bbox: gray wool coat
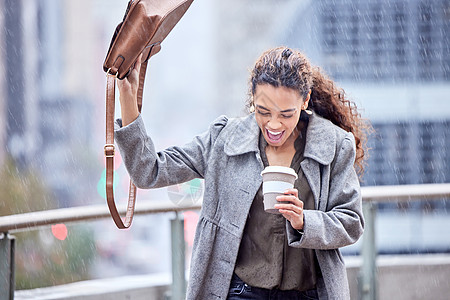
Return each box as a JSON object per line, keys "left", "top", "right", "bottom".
{"left": 114, "top": 112, "right": 364, "bottom": 300}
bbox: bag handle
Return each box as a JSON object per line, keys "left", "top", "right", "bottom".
{"left": 104, "top": 58, "right": 148, "bottom": 229}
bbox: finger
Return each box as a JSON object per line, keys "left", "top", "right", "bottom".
{"left": 136, "top": 53, "right": 143, "bottom": 67}
{"left": 276, "top": 194, "right": 297, "bottom": 201}
{"left": 283, "top": 188, "right": 298, "bottom": 198}
{"left": 128, "top": 64, "right": 140, "bottom": 84}
{"left": 279, "top": 210, "right": 303, "bottom": 228}
{"left": 133, "top": 53, "right": 143, "bottom": 75}
{"left": 276, "top": 195, "right": 303, "bottom": 208}
{"left": 116, "top": 76, "right": 127, "bottom": 90}
{"left": 276, "top": 203, "right": 303, "bottom": 214}
{"left": 279, "top": 210, "right": 300, "bottom": 219}
{"left": 123, "top": 54, "right": 143, "bottom": 84}
{"left": 117, "top": 75, "right": 132, "bottom": 92}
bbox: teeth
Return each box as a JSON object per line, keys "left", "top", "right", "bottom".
{"left": 267, "top": 129, "right": 282, "bottom": 136}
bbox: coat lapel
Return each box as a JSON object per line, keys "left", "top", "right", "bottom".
{"left": 223, "top": 113, "right": 260, "bottom": 156}
{"left": 221, "top": 114, "right": 263, "bottom": 215}
{"left": 303, "top": 112, "right": 336, "bottom": 165}
{"left": 301, "top": 112, "right": 337, "bottom": 210}
{"left": 301, "top": 159, "right": 321, "bottom": 209}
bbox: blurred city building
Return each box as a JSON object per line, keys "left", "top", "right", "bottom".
{"left": 1, "top": 0, "right": 40, "bottom": 168}
{"left": 0, "top": 0, "right": 100, "bottom": 207}
{"left": 281, "top": 0, "right": 450, "bottom": 209}
{"left": 0, "top": 0, "right": 5, "bottom": 165}
{"left": 321, "top": 0, "right": 449, "bottom": 204}
{"left": 317, "top": 0, "right": 449, "bottom": 82}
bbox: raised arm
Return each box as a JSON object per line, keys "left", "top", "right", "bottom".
{"left": 116, "top": 54, "right": 142, "bottom": 126}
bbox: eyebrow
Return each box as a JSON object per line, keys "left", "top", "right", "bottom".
{"left": 255, "top": 104, "right": 297, "bottom": 113}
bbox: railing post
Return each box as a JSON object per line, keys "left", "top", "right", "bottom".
{"left": 359, "top": 202, "right": 377, "bottom": 300}
{"left": 0, "top": 233, "right": 15, "bottom": 300}
{"left": 170, "top": 212, "right": 186, "bottom": 300}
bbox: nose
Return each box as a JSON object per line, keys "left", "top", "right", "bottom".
{"left": 267, "top": 118, "right": 282, "bottom": 130}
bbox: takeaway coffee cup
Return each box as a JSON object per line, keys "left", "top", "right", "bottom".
{"left": 261, "top": 166, "right": 298, "bottom": 214}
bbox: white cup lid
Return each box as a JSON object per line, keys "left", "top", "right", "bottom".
{"left": 261, "top": 166, "right": 298, "bottom": 179}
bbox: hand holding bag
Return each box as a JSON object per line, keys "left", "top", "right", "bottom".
{"left": 103, "top": 0, "right": 194, "bottom": 229}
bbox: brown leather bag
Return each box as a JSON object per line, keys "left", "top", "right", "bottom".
{"left": 103, "top": 0, "right": 193, "bottom": 229}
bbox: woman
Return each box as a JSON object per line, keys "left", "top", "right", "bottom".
{"left": 115, "top": 47, "right": 371, "bottom": 299}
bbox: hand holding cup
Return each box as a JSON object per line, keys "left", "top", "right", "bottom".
{"left": 261, "top": 166, "right": 304, "bottom": 230}
{"left": 275, "top": 188, "right": 304, "bottom": 230}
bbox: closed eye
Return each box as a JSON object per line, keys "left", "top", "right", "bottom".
{"left": 281, "top": 114, "right": 294, "bottom": 119}
{"left": 256, "top": 109, "right": 271, "bottom": 117}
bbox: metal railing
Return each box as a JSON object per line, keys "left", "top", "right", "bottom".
{"left": 0, "top": 200, "right": 201, "bottom": 300}
{"left": 1, "top": 183, "right": 450, "bottom": 300}
{"left": 359, "top": 183, "right": 450, "bottom": 300}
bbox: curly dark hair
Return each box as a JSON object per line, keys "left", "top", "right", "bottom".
{"left": 248, "top": 47, "right": 373, "bottom": 177}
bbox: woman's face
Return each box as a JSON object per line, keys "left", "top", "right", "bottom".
{"left": 253, "top": 84, "right": 305, "bottom": 148}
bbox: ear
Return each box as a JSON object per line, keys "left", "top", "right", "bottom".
{"left": 303, "top": 89, "right": 312, "bottom": 109}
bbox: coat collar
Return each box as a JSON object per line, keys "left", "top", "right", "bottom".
{"left": 223, "top": 114, "right": 260, "bottom": 156}
{"left": 223, "top": 112, "right": 337, "bottom": 165}
{"left": 303, "top": 112, "right": 336, "bottom": 165}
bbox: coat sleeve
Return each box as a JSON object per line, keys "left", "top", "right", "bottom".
{"left": 287, "top": 132, "right": 364, "bottom": 250}
{"left": 114, "top": 114, "right": 228, "bottom": 189}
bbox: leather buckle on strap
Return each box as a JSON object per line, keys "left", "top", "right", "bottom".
{"left": 104, "top": 144, "right": 115, "bottom": 158}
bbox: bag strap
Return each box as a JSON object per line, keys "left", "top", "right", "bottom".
{"left": 105, "top": 59, "right": 148, "bottom": 229}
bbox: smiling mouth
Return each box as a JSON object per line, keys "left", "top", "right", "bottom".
{"left": 266, "top": 129, "right": 284, "bottom": 143}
